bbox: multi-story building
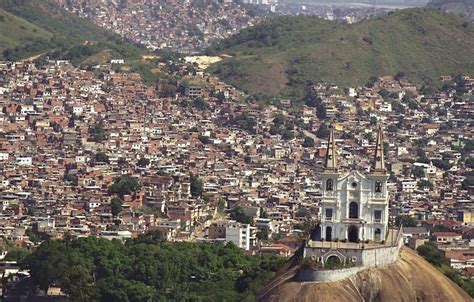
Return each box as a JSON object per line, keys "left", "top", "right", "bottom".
{"left": 225, "top": 221, "right": 251, "bottom": 250}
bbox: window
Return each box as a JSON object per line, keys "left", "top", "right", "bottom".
{"left": 375, "top": 181, "right": 382, "bottom": 193}
{"left": 351, "top": 181, "right": 357, "bottom": 188}
{"left": 374, "top": 210, "right": 382, "bottom": 222}
{"left": 325, "top": 208, "right": 333, "bottom": 221}
{"left": 326, "top": 179, "right": 334, "bottom": 191}
{"left": 349, "top": 202, "right": 359, "bottom": 219}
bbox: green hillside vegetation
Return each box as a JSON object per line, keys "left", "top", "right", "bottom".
{"left": 0, "top": 0, "right": 144, "bottom": 64}
{"left": 0, "top": 8, "right": 53, "bottom": 52}
{"left": 207, "top": 9, "right": 474, "bottom": 100}
{"left": 21, "top": 235, "right": 284, "bottom": 301}
{"left": 427, "top": 0, "right": 474, "bottom": 21}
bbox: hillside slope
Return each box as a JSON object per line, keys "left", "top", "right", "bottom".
{"left": 0, "top": 8, "right": 52, "bottom": 52}
{"left": 427, "top": 0, "right": 474, "bottom": 21}
{"left": 207, "top": 9, "right": 474, "bottom": 98}
{"left": 258, "top": 247, "right": 471, "bottom": 302}
{"left": 0, "top": 0, "right": 143, "bottom": 63}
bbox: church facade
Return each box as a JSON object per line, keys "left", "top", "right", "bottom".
{"left": 319, "top": 126, "right": 389, "bottom": 243}
{"left": 299, "top": 128, "right": 403, "bottom": 281}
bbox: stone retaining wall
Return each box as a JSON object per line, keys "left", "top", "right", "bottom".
{"left": 298, "top": 232, "right": 403, "bottom": 282}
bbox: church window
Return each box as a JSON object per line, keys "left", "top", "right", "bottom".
{"left": 325, "top": 208, "right": 333, "bottom": 221}
{"left": 326, "top": 179, "right": 333, "bottom": 191}
{"left": 349, "top": 202, "right": 359, "bottom": 219}
{"left": 375, "top": 181, "right": 382, "bottom": 193}
{"left": 374, "top": 210, "right": 382, "bottom": 222}
{"left": 351, "top": 181, "right": 357, "bottom": 188}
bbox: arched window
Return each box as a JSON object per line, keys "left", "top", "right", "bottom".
{"left": 349, "top": 202, "right": 359, "bottom": 219}
{"left": 326, "top": 179, "right": 334, "bottom": 191}
{"left": 375, "top": 181, "right": 382, "bottom": 193}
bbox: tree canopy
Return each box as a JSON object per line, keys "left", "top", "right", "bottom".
{"left": 111, "top": 198, "right": 123, "bottom": 216}
{"left": 23, "top": 237, "right": 284, "bottom": 301}
{"left": 190, "top": 176, "right": 204, "bottom": 197}
{"left": 108, "top": 175, "right": 141, "bottom": 197}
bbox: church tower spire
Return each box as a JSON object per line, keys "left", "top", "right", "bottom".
{"left": 373, "top": 126, "right": 386, "bottom": 173}
{"left": 325, "top": 125, "right": 338, "bottom": 171}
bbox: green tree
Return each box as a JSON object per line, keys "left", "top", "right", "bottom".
{"left": 231, "top": 207, "right": 253, "bottom": 224}
{"left": 190, "top": 176, "right": 204, "bottom": 197}
{"left": 137, "top": 157, "right": 150, "bottom": 167}
{"left": 408, "top": 100, "right": 418, "bottom": 110}
{"left": 412, "top": 166, "right": 425, "bottom": 178}
{"left": 24, "top": 237, "right": 285, "bottom": 301}
{"left": 379, "top": 88, "right": 390, "bottom": 99}
{"left": 256, "top": 228, "right": 269, "bottom": 241}
{"left": 95, "top": 151, "right": 109, "bottom": 163}
{"left": 316, "top": 123, "right": 329, "bottom": 139}
{"left": 108, "top": 175, "right": 141, "bottom": 197}
{"left": 418, "top": 180, "right": 433, "bottom": 189}
{"left": 192, "top": 97, "right": 209, "bottom": 110}
{"left": 387, "top": 124, "right": 398, "bottom": 133}
{"left": 273, "top": 114, "right": 286, "bottom": 126}
{"left": 111, "top": 198, "right": 123, "bottom": 216}
{"left": 366, "top": 76, "right": 378, "bottom": 88}
{"left": 302, "top": 136, "right": 315, "bottom": 148}
{"left": 395, "top": 215, "right": 417, "bottom": 227}
{"left": 417, "top": 241, "right": 448, "bottom": 267}
{"left": 317, "top": 103, "right": 326, "bottom": 119}
{"left": 282, "top": 130, "right": 294, "bottom": 140}
{"left": 370, "top": 116, "right": 377, "bottom": 126}
{"left": 90, "top": 120, "right": 107, "bottom": 142}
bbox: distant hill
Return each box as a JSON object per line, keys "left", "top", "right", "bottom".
{"left": 0, "top": 0, "right": 144, "bottom": 64}
{"left": 427, "top": 0, "right": 474, "bottom": 21}
{"left": 258, "top": 247, "right": 471, "bottom": 302}
{"left": 207, "top": 9, "right": 474, "bottom": 99}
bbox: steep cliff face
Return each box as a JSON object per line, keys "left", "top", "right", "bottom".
{"left": 258, "top": 247, "right": 471, "bottom": 302}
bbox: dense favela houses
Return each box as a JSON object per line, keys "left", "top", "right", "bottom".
{"left": 0, "top": 58, "right": 471, "bottom": 275}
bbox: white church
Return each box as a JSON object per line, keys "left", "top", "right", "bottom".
{"left": 318, "top": 126, "right": 389, "bottom": 243}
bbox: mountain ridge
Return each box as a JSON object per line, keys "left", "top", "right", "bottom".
{"left": 427, "top": 0, "right": 474, "bottom": 21}
{"left": 207, "top": 8, "right": 474, "bottom": 99}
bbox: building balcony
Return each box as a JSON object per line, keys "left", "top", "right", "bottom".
{"left": 324, "top": 191, "right": 337, "bottom": 198}
{"left": 371, "top": 193, "right": 387, "bottom": 200}
{"left": 341, "top": 218, "right": 364, "bottom": 224}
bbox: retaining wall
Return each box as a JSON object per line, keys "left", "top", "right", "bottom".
{"left": 298, "top": 234, "right": 403, "bottom": 282}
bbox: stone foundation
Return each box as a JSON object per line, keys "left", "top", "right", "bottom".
{"left": 298, "top": 229, "right": 403, "bottom": 282}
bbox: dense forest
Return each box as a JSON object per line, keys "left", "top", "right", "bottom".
{"left": 21, "top": 233, "right": 285, "bottom": 301}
